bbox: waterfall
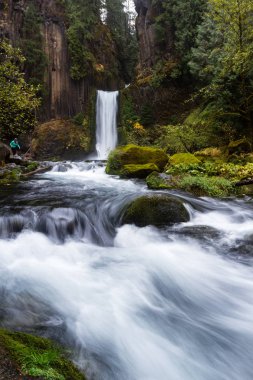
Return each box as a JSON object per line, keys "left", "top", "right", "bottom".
{"left": 95, "top": 90, "right": 119, "bottom": 160}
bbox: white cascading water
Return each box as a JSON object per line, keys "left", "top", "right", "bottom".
{"left": 1, "top": 163, "right": 253, "bottom": 379}
{"left": 95, "top": 90, "right": 118, "bottom": 159}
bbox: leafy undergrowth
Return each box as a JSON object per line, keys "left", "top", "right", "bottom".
{"left": 0, "top": 329, "right": 86, "bottom": 380}
{"left": 166, "top": 161, "right": 253, "bottom": 181}
{"left": 175, "top": 175, "right": 236, "bottom": 197}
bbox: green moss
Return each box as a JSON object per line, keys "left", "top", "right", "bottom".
{"left": 106, "top": 145, "right": 168, "bottom": 176}
{"left": 121, "top": 163, "right": 159, "bottom": 178}
{"left": 146, "top": 171, "right": 173, "bottom": 189}
{"left": 122, "top": 195, "right": 190, "bottom": 227}
{"left": 169, "top": 153, "right": 200, "bottom": 166}
{"left": 0, "top": 168, "right": 21, "bottom": 185}
{"left": 24, "top": 161, "right": 39, "bottom": 173}
{"left": 0, "top": 329, "right": 86, "bottom": 380}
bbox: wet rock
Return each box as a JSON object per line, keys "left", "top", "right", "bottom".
{"left": 146, "top": 171, "right": 173, "bottom": 189}
{"left": 122, "top": 194, "right": 189, "bottom": 227}
{"left": 31, "top": 119, "right": 91, "bottom": 160}
{"left": 122, "top": 163, "right": 159, "bottom": 178}
{"left": 106, "top": 144, "right": 168, "bottom": 177}
{"left": 170, "top": 225, "right": 222, "bottom": 241}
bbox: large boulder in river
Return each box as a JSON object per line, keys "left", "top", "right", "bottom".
{"left": 122, "top": 194, "right": 190, "bottom": 227}
{"left": 0, "top": 142, "right": 11, "bottom": 163}
{"left": 31, "top": 119, "right": 91, "bottom": 160}
{"left": 106, "top": 145, "right": 168, "bottom": 177}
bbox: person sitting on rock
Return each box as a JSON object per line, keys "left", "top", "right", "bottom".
{"left": 10, "top": 138, "right": 21, "bottom": 156}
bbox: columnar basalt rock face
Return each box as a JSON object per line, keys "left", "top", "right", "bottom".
{"left": 133, "top": 0, "right": 175, "bottom": 71}
{"left": 0, "top": 0, "right": 118, "bottom": 120}
{"left": 0, "top": 0, "right": 90, "bottom": 119}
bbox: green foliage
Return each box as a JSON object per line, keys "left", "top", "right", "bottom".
{"left": 152, "top": 0, "right": 207, "bottom": 80}
{"left": 156, "top": 122, "right": 212, "bottom": 154}
{"left": 190, "top": 0, "right": 253, "bottom": 137}
{"left": 105, "top": 0, "right": 138, "bottom": 81}
{"left": 120, "top": 92, "right": 139, "bottom": 130}
{"left": 72, "top": 112, "right": 85, "bottom": 126}
{"left": 0, "top": 41, "right": 40, "bottom": 140}
{"left": 176, "top": 174, "right": 235, "bottom": 197}
{"left": 166, "top": 160, "right": 253, "bottom": 182}
{"left": 0, "top": 168, "right": 22, "bottom": 185}
{"left": 64, "top": 0, "right": 137, "bottom": 82}
{"left": 140, "top": 103, "right": 155, "bottom": 127}
{"left": 66, "top": 0, "right": 99, "bottom": 80}
{"left": 0, "top": 329, "right": 86, "bottom": 380}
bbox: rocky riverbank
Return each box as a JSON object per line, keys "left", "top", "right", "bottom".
{"left": 106, "top": 142, "right": 253, "bottom": 198}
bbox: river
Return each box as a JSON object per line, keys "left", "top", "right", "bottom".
{"left": 0, "top": 161, "right": 253, "bottom": 380}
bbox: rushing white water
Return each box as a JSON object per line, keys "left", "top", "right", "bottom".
{"left": 95, "top": 90, "right": 118, "bottom": 159}
{"left": 1, "top": 163, "right": 253, "bottom": 380}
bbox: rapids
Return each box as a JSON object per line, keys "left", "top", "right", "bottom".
{"left": 0, "top": 162, "right": 253, "bottom": 380}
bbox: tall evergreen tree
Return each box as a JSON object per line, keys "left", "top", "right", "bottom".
{"left": 190, "top": 0, "right": 253, "bottom": 137}
{"left": 20, "top": 1, "right": 47, "bottom": 89}
{"left": 105, "top": 0, "right": 137, "bottom": 82}
{"left": 153, "top": 0, "right": 207, "bottom": 79}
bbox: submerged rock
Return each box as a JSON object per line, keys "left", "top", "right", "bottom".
{"left": 122, "top": 194, "right": 189, "bottom": 227}
{"left": 106, "top": 144, "right": 168, "bottom": 177}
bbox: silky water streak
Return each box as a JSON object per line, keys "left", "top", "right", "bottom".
{"left": 95, "top": 90, "right": 119, "bottom": 159}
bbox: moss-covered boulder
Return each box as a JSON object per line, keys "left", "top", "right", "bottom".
{"left": 0, "top": 166, "right": 22, "bottom": 185}
{"left": 146, "top": 171, "right": 173, "bottom": 189}
{"left": 31, "top": 119, "right": 91, "bottom": 160}
{"left": 121, "top": 163, "right": 159, "bottom": 178}
{"left": 106, "top": 145, "right": 168, "bottom": 177}
{"left": 0, "top": 329, "right": 86, "bottom": 380}
{"left": 122, "top": 194, "right": 189, "bottom": 227}
{"left": 169, "top": 153, "right": 200, "bottom": 166}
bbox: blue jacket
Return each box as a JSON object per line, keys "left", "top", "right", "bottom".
{"left": 10, "top": 140, "right": 20, "bottom": 149}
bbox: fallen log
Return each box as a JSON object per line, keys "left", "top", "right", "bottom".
{"left": 21, "top": 165, "right": 52, "bottom": 178}
{"left": 235, "top": 178, "right": 253, "bottom": 187}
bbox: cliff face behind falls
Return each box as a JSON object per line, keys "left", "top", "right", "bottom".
{"left": 0, "top": 0, "right": 134, "bottom": 120}
{"left": 1, "top": 0, "right": 252, "bottom": 148}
